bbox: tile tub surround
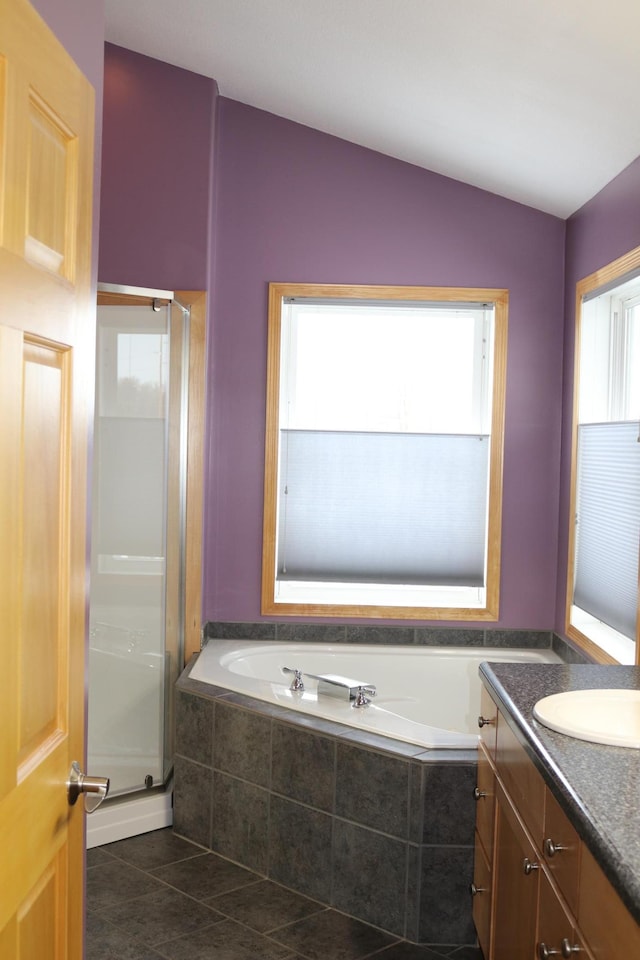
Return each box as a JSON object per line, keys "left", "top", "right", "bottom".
{"left": 174, "top": 671, "right": 479, "bottom": 947}
{"left": 203, "top": 622, "right": 593, "bottom": 664}
{"left": 204, "top": 620, "right": 557, "bottom": 649}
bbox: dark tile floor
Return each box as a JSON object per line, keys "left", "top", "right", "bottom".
{"left": 86, "top": 828, "right": 482, "bottom": 960}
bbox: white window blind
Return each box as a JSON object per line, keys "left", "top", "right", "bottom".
{"left": 273, "top": 297, "right": 495, "bottom": 604}
{"left": 277, "top": 429, "right": 489, "bottom": 584}
{"left": 574, "top": 421, "right": 640, "bottom": 640}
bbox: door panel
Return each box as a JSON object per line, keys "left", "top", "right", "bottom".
{"left": 0, "top": 1, "right": 95, "bottom": 957}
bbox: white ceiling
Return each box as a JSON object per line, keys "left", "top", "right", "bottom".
{"left": 104, "top": 0, "right": 640, "bottom": 218}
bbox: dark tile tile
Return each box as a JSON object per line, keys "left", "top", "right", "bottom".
{"left": 447, "top": 948, "right": 484, "bottom": 959}
{"left": 173, "top": 756, "right": 213, "bottom": 848}
{"left": 269, "top": 796, "right": 333, "bottom": 902}
{"left": 405, "top": 845, "right": 421, "bottom": 942}
{"left": 97, "top": 886, "right": 222, "bottom": 946}
{"left": 87, "top": 846, "right": 117, "bottom": 869}
{"left": 86, "top": 859, "right": 167, "bottom": 911}
{"left": 214, "top": 702, "right": 271, "bottom": 786}
{"left": 409, "top": 764, "right": 424, "bottom": 843}
{"left": 419, "top": 765, "right": 477, "bottom": 845}
{"left": 371, "top": 944, "right": 446, "bottom": 960}
{"left": 151, "top": 852, "right": 260, "bottom": 899}
{"left": 275, "top": 623, "right": 347, "bottom": 643}
{"left": 270, "top": 909, "right": 398, "bottom": 960}
{"left": 414, "top": 629, "right": 484, "bottom": 647}
{"left": 418, "top": 846, "right": 476, "bottom": 944}
{"left": 175, "top": 690, "right": 214, "bottom": 765}
{"left": 152, "top": 918, "right": 295, "bottom": 959}
{"left": 344, "top": 626, "right": 415, "bottom": 645}
{"left": 336, "top": 744, "right": 409, "bottom": 837}
{"left": 272, "top": 722, "right": 336, "bottom": 811}
{"left": 206, "top": 879, "right": 325, "bottom": 933}
{"left": 205, "top": 621, "right": 277, "bottom": 640}
{"left": 483, "top": 629, "right": 551, "bottom": 649}
{"left": 332, "top": 820, "right": 407, "bottom": 937}
{"left": 552, "top": 633, "right": 592, "bottom": 664}
{"left": 210, "top": 772, "right": 270, "bottom": 873}
{"left": 103, "top": 827, "right": 203, "bottom": 870}
{"left": 85, "top": 914, "right": 165, "bottom": 960}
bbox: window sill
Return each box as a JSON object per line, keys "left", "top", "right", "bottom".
{"left": 568, "top": 605, "right": 636, "bottom": 664}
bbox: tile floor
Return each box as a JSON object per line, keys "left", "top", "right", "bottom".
{"left": 86, "top": 828, "right": 483, "bottom": 960}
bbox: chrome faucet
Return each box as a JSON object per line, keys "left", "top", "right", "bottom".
{"left": 352, "top": 685, "right": 376, "bottom": 708}
{"left": 282, "top": 666, "right": 304, "bottom": 691}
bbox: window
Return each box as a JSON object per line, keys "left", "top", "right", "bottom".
{"left": 262, "top": 283, "right": 508, "bottom": 620}
{"left": 567, "top": 249, "right": 640, "bottom": 664}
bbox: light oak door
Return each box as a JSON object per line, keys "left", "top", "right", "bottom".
{"left": 0, "top": 0, "right": 95, "bottom": 957}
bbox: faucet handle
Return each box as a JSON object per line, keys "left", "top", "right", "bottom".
{"left": 353, "top": 685, "right": 376, "bottom": 708}
{"left": 282, "top": 667, "right": 304, "bottom": 692}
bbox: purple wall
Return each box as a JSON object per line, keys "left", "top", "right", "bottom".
{"left": 98, "top": 43, "right": 217, "bottom": 291}
{"left": 555, "top": 155, "right": 640, "bottom": 631}
{"left": 206, "top": 98, "right": 566, "bottom": 627}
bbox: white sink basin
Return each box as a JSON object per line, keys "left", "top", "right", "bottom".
{"left": 533, "top": 688, "right": 640, "bottom": 748}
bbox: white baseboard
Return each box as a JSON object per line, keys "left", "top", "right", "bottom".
{"left": 86, "top": 787, "right": 173, "bottom": 848}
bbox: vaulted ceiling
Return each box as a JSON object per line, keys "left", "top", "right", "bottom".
{"left": 104, "top": 0, "right": 640, "bottom": 218}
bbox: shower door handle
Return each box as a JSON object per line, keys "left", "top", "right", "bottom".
{"left": 67, "top": 761, "right": 110, "bottom": 813}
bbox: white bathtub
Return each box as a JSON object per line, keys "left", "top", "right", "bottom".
{"left": 190, "top": 639, "right": 561, "bottom": 749}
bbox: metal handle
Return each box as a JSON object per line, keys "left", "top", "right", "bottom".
{"left": 67, "top": 761, "right": 110, "bottom": 813}
{"left": 469, "top": 882, "right": 486, "bottom": 896}
{"left": 477, "top": 715, "right": 495, "bottom": 728}
{"left": 544, "top": 837, "right": 567, "bottom": 858}
{"left": 282, "top": 666, "right": 304, "bottom": 691}
{"left": 538, "top": 940, "right": 580, "bottom": 959}
{"left": 473, "top": 786, "right": 488, "bottom": 800}
{"left": 523, "top": 857, "right": 540, "bottom": 875}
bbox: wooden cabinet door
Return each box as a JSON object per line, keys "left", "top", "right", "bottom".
{"left": 0, "top": 1, "right": 95, "bottom": 957}
{"left": 493, "top": 783, "right": 540, "bottom": 960}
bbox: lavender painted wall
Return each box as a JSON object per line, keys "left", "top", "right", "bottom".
{"left": 555, "top": 155, "right": 640, "bottom": 631}
{"left": 206, "top": 98, "right": 566, "bottom": 627}
{"left": 98, "top": 43, "right": 217, "bottom": 291}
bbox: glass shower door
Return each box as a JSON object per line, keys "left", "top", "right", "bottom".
{"left": 88, "top": 297, "right": 188, "bottom": 798}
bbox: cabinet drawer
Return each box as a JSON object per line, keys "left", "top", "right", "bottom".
{"left": 478, "top": 684, "right": 498, "bottom": 757}
{"left": 475, "top": 744, "right": 496, "bottom": 864}
{"left": 472, "top": 832, "right": 492, "bottom": 960}
{"left": 537, "top": 868, "right": 587, "bottom": 960}
{"left": 542, "top": 788, "right": 581, "bottom": 915}
{"left": 578, "top": 846, "right": 640, "bottom": 960}
{"left": 496, "top": 710, "right": 545, "bottom": 842}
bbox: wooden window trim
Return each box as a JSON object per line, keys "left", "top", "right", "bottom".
{"left": 261, "top": 282, "right": 508, "bottom": 621}
{"left": 565, "top": 246, "right": 640, "bottom": 665}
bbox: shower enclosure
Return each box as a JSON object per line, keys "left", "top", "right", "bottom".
{"left": 88, "top": 284, "right": 189, "bottom": 803}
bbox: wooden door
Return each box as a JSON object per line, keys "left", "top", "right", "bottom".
{"left": 0, "top": 1, "right": 95, "bottom": 957}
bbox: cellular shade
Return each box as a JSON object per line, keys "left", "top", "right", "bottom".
{"left": 573, "top": 421, "right": 640, "bottom": 639}
{"left": 277, "top": 429, "right": 489, "bottom": 585}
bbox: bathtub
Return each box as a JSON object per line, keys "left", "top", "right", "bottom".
{"left": 189, "top": 639, "right": 561, "bottom": 750}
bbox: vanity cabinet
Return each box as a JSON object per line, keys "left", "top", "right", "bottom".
{"left": 474, "top": 683, "right": 640, "bottom": 960}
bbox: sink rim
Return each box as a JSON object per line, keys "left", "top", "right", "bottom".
{"left": 533, "top": 688, "right": 640, "bottom": 748}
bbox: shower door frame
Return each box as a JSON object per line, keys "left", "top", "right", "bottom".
{"left": 95, "top": 283, "right": 206, "bottom": 665}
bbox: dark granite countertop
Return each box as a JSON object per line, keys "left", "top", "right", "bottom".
{"left": 479, "top": 662, "right": 640, "bottom": 926}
